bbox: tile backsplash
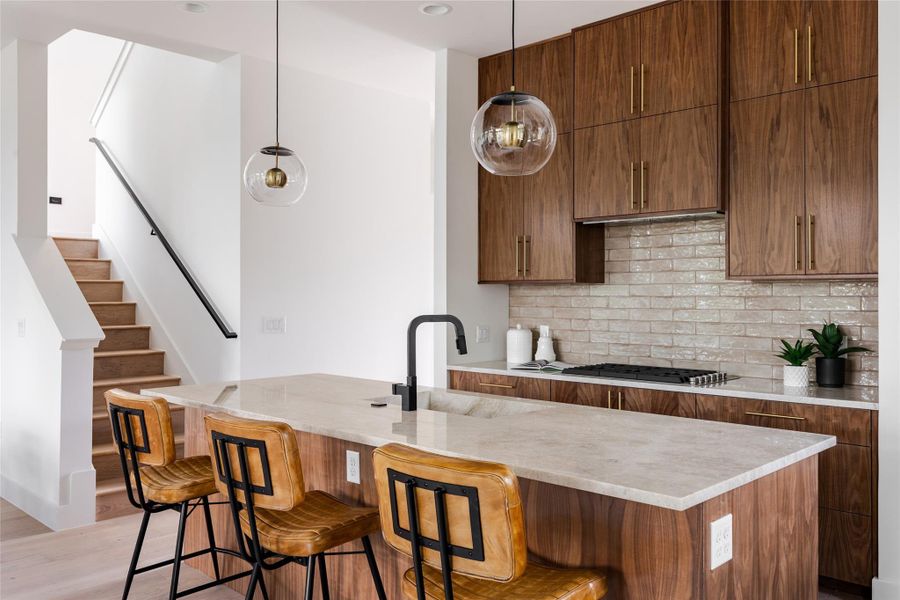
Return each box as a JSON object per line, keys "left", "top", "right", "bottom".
{"left": 509, "top": 218, "right": 878, "bottom": 386}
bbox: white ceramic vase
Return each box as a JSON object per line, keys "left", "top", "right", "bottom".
{"left": 783, "top": 365, "right": 810, "bottom": 388}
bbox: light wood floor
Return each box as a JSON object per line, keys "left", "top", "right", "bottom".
{"left": 0, "top": 499, "right": 241, "bottom": 600}
{"left": 0, "top": 499, "right": 866, "bottom": 600}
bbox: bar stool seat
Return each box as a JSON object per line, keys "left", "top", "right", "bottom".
{"left": 133, "top": 455, "right": 218, "bottom": 504}
{"left": 403, "top": 563, "right": 607, "bottom": 600}
{"left": 237, "top": 490, "right": 380, "bottom": 556}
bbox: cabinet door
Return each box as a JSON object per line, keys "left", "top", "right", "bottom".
{"left": 805, "top": 78, "right": 878, "bottom": 276}
{"left": 574, "top": 121, "right": 639, "bottom": 220}
{"left": 639, "top": 105, "right": 718, "bottom": 214}
{"left": 640, "top": 0, "right": 720, "bottom": 116}
{"left": 729, "top": 0, "right": 803, "bottom": 101}
{"left": 728, "top": 92, "right": 806, "bottom": 277}
{"left": 524, "top": 134, "right": 574, "bottom": 281}
{"left": 519, "top": 36, "right": 573, "bottom": 134}
{"left": 574, "top": 15, "right": 640, "bottom": 128}
{"left": 618, "top": 387, "right": 696, "bottom": 417}
{"left": 550, "top": 381, "right": 610, "bottom": 407}
{"left": 448, "top": 371, "right": 550, "bottom": 401}
{"left": 806, "top": 0, "right": 877, "bottom": 87}
{"left": 478, "top": 169, "right": 523, "bottom": 282}
{"left": 819, "top": 509, "right": 873, "bottom": 585}
{"left": 478, "top": 52, "right": 512, "bottom": 105}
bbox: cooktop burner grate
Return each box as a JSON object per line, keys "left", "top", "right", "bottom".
{"left": 561, "top": 363, "right": 727, "bottom": 385}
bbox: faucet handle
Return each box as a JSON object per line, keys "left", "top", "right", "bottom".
{"left": 392, "top": 383, "right": 403, "bottom": 395}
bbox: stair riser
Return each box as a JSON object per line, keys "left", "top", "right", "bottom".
{"left": 78, "top": 281, "right": 123, "bottom": 302}
{"left": 66, "top": 260, "right": 110, "bottom": 280}
{"left": 94, "top": 353, "right": 165, "bottom": 379}
{"left": 93, "top": 378, "right": 181, "bottom": 410}
{"left": 54, "top": 238, "right": 98, "bottom": 259}
{"left": 96, "top": 490, "right": 141, "bottom": 521}
{"left": 91, "top": 304, "right": 136, "bottom": 326}
{"left": 98, "top": 328, "right": 150, "bottom": 351}
{"left": 93, "top": 407, "right": 184, "bottom": 445}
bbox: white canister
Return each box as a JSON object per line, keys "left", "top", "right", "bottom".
{"left": 783, "top": 365, "right": 810, "bottom": 388}
{"left": 506, "top": 324, "right": 532, "bottom": 364}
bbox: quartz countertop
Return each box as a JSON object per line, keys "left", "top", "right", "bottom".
{"left": 145, "top": 373, "right": 835, "bottom": 511}
{"left": 449, "top": 361, "right": 879, "bottom": 410}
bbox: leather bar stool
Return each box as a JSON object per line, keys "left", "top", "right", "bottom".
{"left": 204, "top": 412, "right": 388, "bottom": 600}
{"left": 105, "top": 390, "right": 252, "bottom": 600}
{"left": 373, "top": 443, "right": 608, "bottom": 600}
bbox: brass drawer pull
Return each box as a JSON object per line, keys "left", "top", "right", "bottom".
{"left": 640, "top": 63, "right": 645, "bottom": 112}
{"left": 523, "top": 236, "right": 530, "bottom": 275}
{"left": 630, "top": 162, "right": 636, "bottom": 210}
{"left": 630, "top": 65, "right": 635, "bottom": 114}
{"left": 479, "top": 382, "right": 515, "bottom": 390}
{"left": 807, "top": 214, "right": 816, "bottom": 270}
{"left": 745, "top": 411, "right": 806, "bottom": 421}
{"left": 618, "top": 391, "right": 623, "bottom": 410}
{"left": 640, "top": 161, "right": 646, "bottom": 210}
{"left": 794, "top": 215, "right": 802, "bottom": 270}
{"left": 607, "top": 390, "right": 612, "bottom": 409}
{"left": 515, "top": 235, "right": 521, "bottom": 276}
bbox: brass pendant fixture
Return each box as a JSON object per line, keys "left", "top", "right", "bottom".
{"left": 243, "top": 0, "right": 308, "bottom": 206}
{"left": 470, "top": 0, "right": 557, "bottom": 176}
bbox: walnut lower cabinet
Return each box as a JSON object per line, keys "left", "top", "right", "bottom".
{"left": 550, "top": 380, "right": 696, "bottom": 417}
{"left": 448, "top": 371, "right": 550, "bottom": 401}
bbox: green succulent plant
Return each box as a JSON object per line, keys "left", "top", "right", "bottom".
{"left": 807, "top": 322, "right": 870, "bottom": 359}
{"left": 776, "top": 339, "right": 816, "bottom": 366}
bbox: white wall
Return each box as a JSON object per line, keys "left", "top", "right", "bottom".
{"left": 238, "top": 56, "right": 437, "bottom": 385}
{"left": 47, "top": 30, "right": 122, "bottom": 237}
{"left": 434, "top": 49, "right": 509, "bottom": 386}
{"left": 876, "top": 2, "right": 900, "bottom": 597}
{"left": 1, "top": 39, "right": 102, "bottom": 530}
{"left": 95, "top": 44, "right": 241, "bottom": 383}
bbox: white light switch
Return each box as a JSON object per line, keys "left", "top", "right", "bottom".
{"left": 262, "top": 316, "right": 287, "bottom": 334}
{"left": 710, "top": 513, "right": 733, "bottom": 570}
{"left": 17, "top": 319, "right": 26, "bottom": 338}
{"left": 476, "top": 325, "right": 490, "bottom": 343}
{"left": 346, "top": 450, "right": 360, "bottom": 484}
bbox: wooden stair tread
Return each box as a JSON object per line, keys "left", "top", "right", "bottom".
{"left": 94, "top": 434, "right": 184, "bottom": 457}
{"left": 94, "top": 349, "right": 164, "bottom": 357}
{"left": 52, "top": 236, "right": 99, "bottom": 242}
{"left": 77, "top": 279, "right": 123, "bottom": 284}
{"left": 64, "top": 258, "right": 110, "bottom": 263}
{"left": 89, "top": 301, "right": 135, "bottom": 306}
{"left": 93, "top": 375, "right": 181, "bottom": 388}
{"left": 101, "top": 324, "right": 150, "bottom": 330}
{"left": 96, "top": 481, "right": 127, "bottom": 496}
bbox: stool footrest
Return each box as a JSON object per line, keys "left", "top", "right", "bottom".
{"left": 174, "top": 569, "right": 253, "bottom": 598}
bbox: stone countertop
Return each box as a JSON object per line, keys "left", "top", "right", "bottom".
{"left": 448, "top": 361, "right": 879, "bottom": 410}
{"left": 145, "top": 373, "right": 835, "bottom": 512}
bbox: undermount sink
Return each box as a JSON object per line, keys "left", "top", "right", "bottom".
{"left": 378, "top": 389, "right": 547, "bottom": 419}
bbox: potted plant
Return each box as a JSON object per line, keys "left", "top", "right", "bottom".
{"left": 775, "top": 339, "right": 815, "bottom": 387}
{"left": 807, "top": 322, "right": 870, "bottom": 388}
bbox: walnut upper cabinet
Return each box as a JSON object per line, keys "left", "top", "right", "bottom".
{"left": 729, "top": 0, "right": 877, "bottom": 102}
{"left": 575, "top": 1, "right": 720, "bottom": 128}
{"left": 478, "top": 35, "right": 604, "bottom": 284}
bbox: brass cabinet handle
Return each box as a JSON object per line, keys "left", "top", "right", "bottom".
{"left": 630, "top": 162, "right": 636, "bottom": 210}
{"left": 794, "top": 216, "right": 802, "bottom": 270}
{"left": 640, "top": 63, "right": 645, "bottom": 112}
{"left": 523, "top": 236, "right": 530, "bottom": 276}
{"left": 607, "top": 390, "right": 612, "bottom": 409}
{"left": 515, "top": 235, "right": 521, "bottom": 276}
{"left": 794, "top": 29, "right": 799, "bottom": 84}
{"left": 618, "top": 391, "right": 623, "bottom": 410}
{"left": 808, "top": 25, "right": 813, "bottom": 82}
{"left": 808, "top": 215, "right": 816, "bottom": 270}
{"left": 480, "top": 382, "right": 515, "bottom": 390}
{"left": 640, "top": 161, "right": 646, "bottom": 210}
{"left": 745, "top": 411, "right": 806, "bottom": 421}
{"left": 630, "top": 65, "right": 635, "bottom": 114}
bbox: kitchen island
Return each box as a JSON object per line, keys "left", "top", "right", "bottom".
{"left": 146, "top": 373, "right": 835, "bottom": 599}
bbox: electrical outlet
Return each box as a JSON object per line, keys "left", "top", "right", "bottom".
{"left": 710, "top": 513, "right": 733, "bottom": 570}
{"left": 262, "top": 316, "right": 287, "bottom": 334}
{"left": 476, "top": 325, "right": 490, "bottom": 343}
{"left": 346, "top": 450, "right": 360, "bottom": 484}
{"left": 48, "top": 196, "right": 62, "bottom": 205}
{"left": 17, "top": 319, "right": 26, "bottom": 338}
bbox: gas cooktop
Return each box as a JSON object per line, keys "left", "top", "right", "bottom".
{"left": 561, "top": 363, "right": 730, "bottom": 385}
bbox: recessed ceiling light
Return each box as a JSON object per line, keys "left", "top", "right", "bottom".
{"left": 180, "top": 1, "right": 208, "bottom": 14}
{"left": 420, "top": 3, "right": 452, "bottom": 16}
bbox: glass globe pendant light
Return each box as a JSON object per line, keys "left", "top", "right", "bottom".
{"left": 470, "top": 0, "right": 557, "bottom": 176}
{"left": 243, "top": 0, "right": 308, "bottom": 206}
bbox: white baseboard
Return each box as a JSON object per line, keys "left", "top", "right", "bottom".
{"left": 873, "top": 577, "right": 900, "bottom": 600}
{"left": 1, "top": 468, "right": 96, "bottom": 531}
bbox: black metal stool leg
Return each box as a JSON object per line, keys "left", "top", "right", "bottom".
{"left": 304, "top": 555, "right": 317, "bottom": 600}
{"left": 168, "top": 501, "right": 189, "bottom": 600}
{"left": 122, "top": 509, "right": 152, "bottom": 600}
{"left": 317, "top": 554, "right": 331, "bottom": 600}
{"left": 257, "top": 568, "right": 270, "bottom": 600}
{"left": 362, "top": 536, "right": 388, "bottom": 600}
{"left": 244, "top": 564, "right": 260, "bottom": 600}
{"left": 200, "top": 496, "right": 221, "bottom": 580}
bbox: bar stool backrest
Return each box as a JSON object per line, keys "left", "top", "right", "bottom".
{"left": 373, "top": 443, "right": 528, "bottom": 590}
{"left": 105, "top": 389, "right": 177, "bottom": 509}
{"left": 204, "top": 412, "right": 305, "bottom": 512}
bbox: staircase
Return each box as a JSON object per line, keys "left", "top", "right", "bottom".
{"left": 53, "top": 237, "right": 183, "bottom": 521}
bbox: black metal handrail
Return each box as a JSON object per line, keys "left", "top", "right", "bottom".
{"left": 90, "top": 137, "right": 237, "bottom": 339}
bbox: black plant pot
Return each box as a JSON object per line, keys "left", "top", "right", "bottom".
{"left": 816, "top": 357, "right": 846, "bottom": 388}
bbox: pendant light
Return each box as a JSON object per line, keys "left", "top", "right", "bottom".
{"left": 470, "top": 0, "right": 557, "bottom": 176}
{"left": 243, "top": 0, "right": 308, "bottom": 206}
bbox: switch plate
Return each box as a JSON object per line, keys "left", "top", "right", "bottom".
{"left": 346, "top": 450, "right": 360, "bottom": 484}
{"left": 476, "top": 325, "right": 490, "bottom": 343}
{"left": 17, "top": 319, "right": 26, "bottom": 338}
{"left": 262, "top": 316, "right": 287, "bottom": 334}
{"left": 710, "top": 513, "right": 733, "bottom": 570}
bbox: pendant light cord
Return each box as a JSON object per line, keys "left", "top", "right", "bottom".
{"left": 275, "top": 0, "right": 280, "bottom": 147}
{"left": 511, "top": 0, "right": 516, "bottom": 90}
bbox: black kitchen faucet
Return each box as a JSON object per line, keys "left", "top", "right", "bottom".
{"left": 393, "top": 314, "right": 468, "bottom": 411}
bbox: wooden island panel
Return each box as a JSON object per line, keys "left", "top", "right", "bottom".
{"left": 182, "top": 407, "right": 819, "bottom": 600}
